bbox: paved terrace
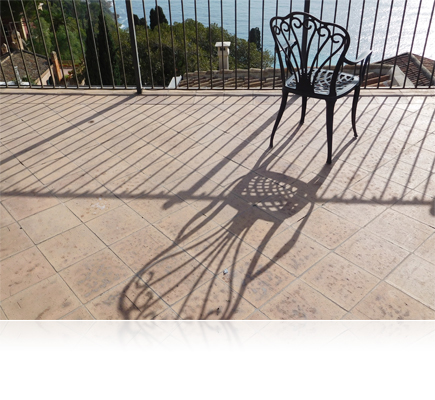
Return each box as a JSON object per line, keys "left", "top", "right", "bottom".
{"left": 0, "top": 88, "right": 434, "bottom": 320}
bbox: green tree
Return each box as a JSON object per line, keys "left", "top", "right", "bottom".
{"left": 85, "top": 18, "right": 100, "bottom": 86}
{"left": 97, "top": 12, "right": 120, "bottom": 85}
{"left": 149, "top": 6, "right": 168, "bottom": 31}
{"left": 249, "top": 27, "right": 261, "bottom": 51}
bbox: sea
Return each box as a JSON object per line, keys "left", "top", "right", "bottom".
{"left": 113, "top": 0, "right": 435, "bottom": 62}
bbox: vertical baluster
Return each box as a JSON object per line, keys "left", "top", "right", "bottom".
{"left": 354, "top": 0, "right": 366, "bottom": 78}
{"left": 59, "top": 0, "right": 79, "bottom": 88}
{"left": 85, "top": 0, "right": 103, "bottom": 88}
{"left": 0, "top": 16, "right": 16, "bottom": 87}
{"left": 416, "top": 1, "right": 435, "bottom": 87}
{"left": 234, "top": 0, "right": 238, "bottom": 89}
{"left": 181, "top": 0, "right": 189, "bottom": 89}
{"left": 365, "top": 0, "right": 380, "bottom": 88}
{"left": 389, "top": 0, "right": 407, "bottom": 88}
{"left": 260, "top": 0, "right": 265, "bottom": 89}
{"left": 220, "top": 0, "right": 225, "bottom": 89}
{"left": 112, "top": 0, "right": 127, "bottom": 89}
{"left": 45, "top": 0, "right": 68, "bottom": 88}
{"left": 20, "top": 0, "right": 43, "bottom": 87}
{"left": 142, "top": 0, "right": 154, "bottom": 88}
{"left": 208, "top": 0, "right": 213, "bottom": 89}
{"left": 71, "top": 0, "right": 91, "bottom": 89}
{"left": 6, "top": 0, "right": 32, "bottom": 87}
{"left": 376, "top": 0, "right": 395, "bottom": 88}
{"left": 32, "top": 0, "right": 55, "bottom": 88}
{"left": 125, "top": 0, "right": 142, "bottom": 93}
{"left": 247, "top": 0, "right": 251, "bottom": 89}
{"left": 273, "top": 0, "right": 279, "bottom": 89}
{"left": 168, "top": 0, "right": 177, "bottom": 89}
{"left": 98, "top": 0, "right": 115, "bottom": 88}
{"left": 155, "top": 0, "right": 166, "bottom": 88}
{"left": 403, "top": 0, "right": 424, "bottom": 88}
{"left": 194, "top": 0, "right": 200, "bottom": 88}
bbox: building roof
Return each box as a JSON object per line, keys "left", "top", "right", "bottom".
{"left": 381, "top": 53, "right": 434, "bottom": 87}
{"left": 0, "top": 50, "right": 50, "bottom": 83}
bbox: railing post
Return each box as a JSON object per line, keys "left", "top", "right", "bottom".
{"left": 125, "top": 0, "right": 142, "bottom": 94}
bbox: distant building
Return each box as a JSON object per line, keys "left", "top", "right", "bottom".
{"left": 0, "top": 49, "right": 53, "bottom": 86}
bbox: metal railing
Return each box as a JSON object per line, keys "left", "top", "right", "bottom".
{"left": 0, "top": 0, "right": 434, "bottom": 90}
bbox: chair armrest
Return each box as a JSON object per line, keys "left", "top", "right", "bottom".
{"left": 344, "top": 50, "right": 372, "bottom": 84}
{"left": 344, "top": 50, "right": 372, "bottom": 65}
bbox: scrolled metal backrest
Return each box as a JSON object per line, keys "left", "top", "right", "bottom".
{"left": 270, "top": 12, "right": 351, "bottom": 96}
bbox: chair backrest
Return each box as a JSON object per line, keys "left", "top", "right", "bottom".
{"left": 270, "top": 12, "right": 351, "bottom": 96}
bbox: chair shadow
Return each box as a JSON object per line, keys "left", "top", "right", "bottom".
{"left": 117, "top": 138, "right": 346, "bottom": 319}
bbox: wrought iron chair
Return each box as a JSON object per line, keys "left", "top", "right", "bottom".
{"left": 270, "top": 12, "right": 372, "bottom": 164}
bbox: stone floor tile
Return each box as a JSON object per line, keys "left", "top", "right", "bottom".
{"left": 86, "top": 205, "right": 148, "bottom": 245}
{"left": 386, "top": 255, "right": 435, "bottom": 309}
{"left": 163, "top": 171, "right": 225, "bottom": 205}
{"left": 183, "top": 227, "right": 254, "bottom": 275}
{"left": 128, "top": 188, "right": 188, "bottom": 224}
{"left": 2, "top": 186, "right": 59, "bottom": 221}
{"left": 365, "top": 209, "right": 433, "bottom": 252}
{"left": 65, "top": 189, "right": 124, "bottom": 222}
{"left": 171, "top": 278, "right": 256, "bottom": 320}
{"left": 0, "top": 223, "right": 33, "bottom": 260}
{"left": 391, "top": 190, "right": 435, "bottom": 227}
{"left": 60, "top": 248, "right": 133, "bottom": 303}
{"left": 1, "top": 275, "right": 81, "bottom": 320}
{"left": 19, "top": 204, "right": 81, "bottom": 244}
{"left": 354, "top": 282, "right": 435, "bottom": 320}
{"left": 139, "top": 249, "right": 214, "bottom": 306}
{"left": 110, "top": 225, "right": 176, "bottom": 273}
{"left": 401, "top": 146, "right": 435, "bottom": 172}
{"left": 38, "top": 225, "right": 106, "bottom": 272}
{"left": 221, "top": 251, "right": 295, "bottom": 308}
{"left": 341, "top": 309, "right": 372, "bottom": 320}
{"left": 0, "top": 204, "right": 15, "bottom": 227}
{"left": 296, "top": 207, "right": 360, "bottom": 250}
{"left": 29, "top": 157, "right": 80, "bottom": 185}
{"left": 224, "top": 205, "right": 288, "bottom": 250}
{"left": 197, "top": 159, "right": 251, "bottom": 187}
{"left": 174, "top": 143, "right": 223, "bottom": 169}
{"left": 0, "top": 247, "right": 56, "bottom": 301}
{"left": 415, "top": 234, "right": 435, "bottom": 265}
{"left": 60, "top": 306, "right": 94, "bottom": 320}
{"left": 414, "top": 173, "right": 434, "bottom": 197}
{"left": 0, "top": 307, "right": 7, "bottom": 320}
{"left": 350, "top": 174, "right": 410, "bottom": 203}
{"left": 374, "top": 159, "right": 430, "bottom": 190}
{"left": 245, "top": 310, "right": 270, "bottom": 320}
{"left": 86, "top": 279, "right": 168, "bottom": 320}
{"left": 154, "top": 205, "right": 219, "bottom": 245}
{"left": 46, "top": 171, "right": 104, "bottom": 202}
{"left": 260, "top": 228, "right": 329, "bottom": 277}
{"left": 323, "top": 189, "right": 387, "bottom": 227}
{"left": 335, "top": 230, "right": 409, "bottom": 279}
{"left": 260, "top": 280, "right": 346, "bottom": 320}
{"left": 140, "top": 157, "right": 194, "bottom": 185}
{"left": 103, "top": 172, "right": 162, "bottom": 202}
{"left": 154, "top": 307, "right": 181, "bottom": 320}
{"left": 301, "top": 253, "right": 380, "bottom": 311}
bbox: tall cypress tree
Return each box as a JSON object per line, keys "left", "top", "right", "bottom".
{"left": 149, "top": 6, "right": 168, "bottom": 30}
{"left": 85, "top": 19, "right": 100, "bottom": 86}
{"left": 97, "top": 12, "right": 120, "bottom": 86}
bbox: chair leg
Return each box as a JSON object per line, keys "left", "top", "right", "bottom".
{"left": 270, "top": 91, "right": 288, "bottom": 148}
{"left": 326, "top": 99, "right": 336, "bottom": 165}
{"left": 300, "top": 96, "right": 307, "bottom": 125}
{"left": 351, "top": 86, "right": 360, "bottom": 138}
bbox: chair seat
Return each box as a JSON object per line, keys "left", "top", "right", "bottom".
{"left": 285, "top": 69, "right": 359, "bottom": 97}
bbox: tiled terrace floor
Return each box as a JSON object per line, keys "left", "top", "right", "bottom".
{"left": 0, "top": 89, "right": 434, "bottom": 320}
